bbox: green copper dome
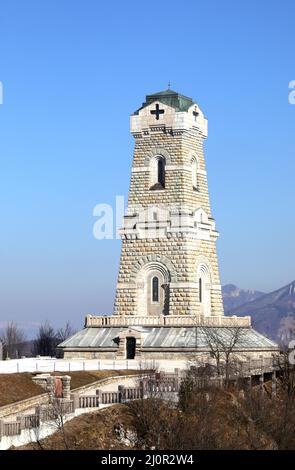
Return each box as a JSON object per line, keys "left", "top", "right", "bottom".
{"left": 134, "top": 89, "right": 194, "bottom": 114}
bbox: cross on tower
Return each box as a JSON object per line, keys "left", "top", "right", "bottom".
{"left": 193, "top": 107, "right": 199, "bottom": 121}
{"left": 150, "top": 103, "right": 165, "bottom": 120}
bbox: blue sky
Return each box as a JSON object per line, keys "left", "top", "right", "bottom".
{"left": 0, "top": 0, "right": 294, "bottom": 334}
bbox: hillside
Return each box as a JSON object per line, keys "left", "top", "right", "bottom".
{"left": 0, "top": 373, "right": 44, "bottom": 407}
{"left": 0, "top": 370, "right": 140, "bottom": 407}
{"left": 16, "top": 391, "right": 275, "bottom": 450}
{"left": 228, "top": 281, "right": 295, "bottom": 341}
{"left": 222, "top": 284, "right": 264, "bottom": 312}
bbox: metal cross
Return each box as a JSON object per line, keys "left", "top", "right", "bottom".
{"left": 150, "top": 103, "right": 165, "bottom": 120}
{"left": 193, "top": 107, "right": 199, "bottom": 120}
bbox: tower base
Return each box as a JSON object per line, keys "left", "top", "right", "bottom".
{"left": 58, "top": 314, "right": 279, "bottom": 361}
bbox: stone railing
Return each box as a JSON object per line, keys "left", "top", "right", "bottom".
{"left": 120, "top": 385, "right": 143, "bottom": 401}
{"left": 148, "top": 379, "right": 179, "bottom": 393}
{"left": 3, "top": 421, "right": 21, "bottom": 437}
{"left": 0, "top": 400, "right": 75, "bottom": 441}
{"left": 79, "top": 395, "right": 100, "bottom": 408}
{"left": 100, "top": 391, "right": 120, "bottom": 404}
{"left": 85, "top": 314, "right": 251, "bottom": 328}
{"left": 23, "top": 414, "right": 39, "bottom": 429}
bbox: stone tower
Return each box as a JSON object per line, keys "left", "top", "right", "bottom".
{"left": 58, "top": 89, "right": 278, "bottom": 361}
{"left": 114, "top": 89, "right": 224, "bottom": 319}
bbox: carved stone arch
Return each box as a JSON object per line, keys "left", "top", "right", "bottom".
{"left": 144, "top": 147, "right": 172, "bottom": 166}
{"left": 195, "top": 255, "right": 213, "bottom": 281}
{"left": 130, "top": 254, "right": 178, "bottom": 283}
{"left": 190, "top": 154, "right": 198, "bottom": 165}
{"left": 136, "top": 261, "right": 171, "bottom": 284}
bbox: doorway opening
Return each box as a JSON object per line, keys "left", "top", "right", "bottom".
{"left": 126, "top": 337, "right": 136, "bottom": 359}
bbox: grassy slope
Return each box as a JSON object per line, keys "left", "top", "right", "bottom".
{"left": 0, "top": 370, "right": 144, "bottom": 407}
{"left": 17, "top": 405, "right": 133, "bottom": 450}
{"left": 0, "top": 373, "right": 44, "bottom": 407}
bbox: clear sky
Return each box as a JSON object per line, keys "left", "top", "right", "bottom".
{"left": 0, "top": 0, "right": 294, "bottom": 334}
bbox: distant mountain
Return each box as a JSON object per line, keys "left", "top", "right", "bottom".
{"left": 225, "top": 281, "right": 295, "bottom": 341}
{"left": 222, "top": 284, "right": 265, "bottom": 313}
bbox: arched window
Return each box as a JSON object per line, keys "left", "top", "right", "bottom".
{"left": 197, "top": 262, "right": 211, "bottom": 316}
{"left": 152, "top": 276, "right": 159, "bottom": 302}
{"left": 191, "top": 157, "right": 197, "bottom": 190}
{"left": 199, "top": 277, "right": 202, "bottom": 303}
{"left": 150, "top": 156, "right": 165, "bottom": 190}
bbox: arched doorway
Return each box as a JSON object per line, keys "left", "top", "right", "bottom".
{"left": 126, "top": 337, "right": 136, "bottom": 359}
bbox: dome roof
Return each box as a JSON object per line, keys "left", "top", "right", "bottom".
{"left": 134, "top": 89, "right": 195, "bottom": 114}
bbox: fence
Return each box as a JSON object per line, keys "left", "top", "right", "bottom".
{"left": 3, "top": 421, "right": 21, "bottom": 437}
{"left": 121, "top": 386, "right": 143, "bottom": 401}
{"left": 23, "top": 414, "right": 40, "bottom": 429}
{"left": 100, "top": 391, "right": 120, "bottom": 404}
{"left": 38, "top": 401, "right": 75, "bottom": 421}
{"left": 0, "top": 362, "right": 279, "bottom": 442}
{"left": 0, "top": 399, "right": 75, "bottom": 441}
{"left": 2, "top": 356, "right": 277, "bottom": 376}
{"left": 146, "top": 377, "right": 179, "bottom": 393}
{"left": 0, "top": 382, "right": 151, "bottom": 439}
{"left": 79, "top": 395, "right": 100, "bottom": 408}
{"left": 0, "top": 358, "right": 157, "bottom": 375}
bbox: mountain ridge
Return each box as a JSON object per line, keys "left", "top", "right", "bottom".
{"left": 222, "top": 284, "right": 265, "bottom": 312}
{"left": 223, "top": 281, "right": 295, "bottom": 341}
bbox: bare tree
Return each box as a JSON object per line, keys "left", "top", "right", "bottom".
{"left": 200, "top": 326, "right": 246, "bottom": 386}
{"left": 33, "top": 321, "right": 58, "bottom": 357}
{"left": 278, "top": 316, "right": 295, "bottom": 348}
{"left": 47, "top": 398, "right": 71, "bottom": 449}
{"left": 33, "top": 321, "right": 76, "bottom": 357}
{"left": 56, "top": 321, "right": 76, "bottom": 343}
{"left": 0, "top": 321, "right": 26, "bottom": 359}
{"left": 125, "top": 375, "right": 177, "bottom": 449}
{"left": 242, "top": 358, "right": 295, "bottom": 450}
{"left": 30, "top": 398, "right": 71, "bottom": 450}
{"left": 179, "top": 363, "right": 217, "bottom": 412}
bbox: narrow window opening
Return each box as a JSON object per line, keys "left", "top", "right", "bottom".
{"left": 199, "top": 277, "right": 202, "bottom": 303}
{"left": 192, "top": 158, "right": 198, "bottom": 190}
{"left": 158, "top": 159, "right": 165, "bottom": 187}
{"left": 152, "top": 276, "right": 159, "bottom": 302}
{"left": 150, "top": 157, "right": 165, "bottom": 190}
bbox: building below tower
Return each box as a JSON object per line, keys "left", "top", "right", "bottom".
{"left": 58, "top": 315, "right": 278, "bottom": 361}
